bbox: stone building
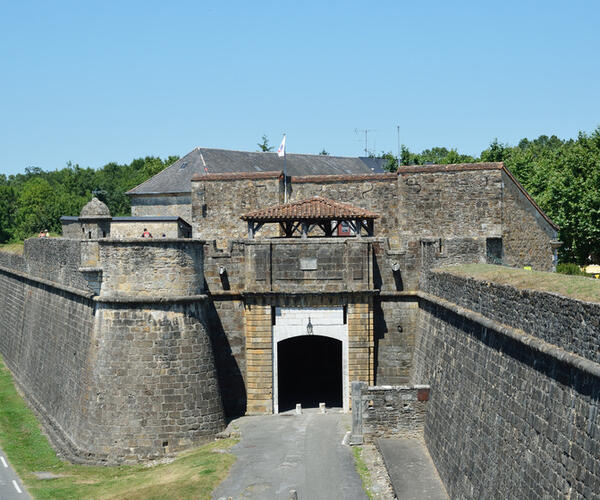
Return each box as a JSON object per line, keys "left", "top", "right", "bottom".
{"left": 118, "top": 150, "right": 560, "bottom": 417}
{"left": 0, "top": 148, "right": 565, "bottom": 468}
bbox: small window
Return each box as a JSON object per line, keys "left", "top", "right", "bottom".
{"left": 486, "top": 238, "right": 503, "bottom": 265}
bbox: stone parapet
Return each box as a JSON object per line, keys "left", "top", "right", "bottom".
{"left": 415, "top": 273, "right": 600, "bottom": 499}
{"left": 96, "top": 239, "right": 205, "bottom": 298}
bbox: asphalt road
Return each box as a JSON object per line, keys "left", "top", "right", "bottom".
{"left": 213, "top": 410, "right": 367, "bottom": 500}
{"left": 0, "top": 447, "right": 30, "bottom": 500}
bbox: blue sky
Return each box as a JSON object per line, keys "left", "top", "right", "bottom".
{"left": 1, "top": 0, "right": 599, "bottom": 175}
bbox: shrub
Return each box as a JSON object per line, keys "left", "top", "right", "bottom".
{"left": 556, "top": 262, "right": 586, "bottom": 276}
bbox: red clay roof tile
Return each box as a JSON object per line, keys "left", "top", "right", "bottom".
{"left": 240, "top": 196, "right": 379, "bottom": 221}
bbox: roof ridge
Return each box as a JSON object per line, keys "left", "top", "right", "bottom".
{"left": 197, "top": 147, "right": 364, "bottom": 161}
{"left": 124, "top": 155, "right": 186, "bottom": 194}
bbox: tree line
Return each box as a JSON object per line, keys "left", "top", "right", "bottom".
{"left": 1, "top": 129, "right": 598, "bottom": 264}
{"left": 0, "top": 157, "right": 178, "bottom": 242}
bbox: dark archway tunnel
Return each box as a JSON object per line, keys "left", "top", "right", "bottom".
{"left": 277, "top": 335, "right": 342, "bottom": 412}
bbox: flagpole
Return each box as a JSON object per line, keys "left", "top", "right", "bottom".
{"left": 282, "top": 133, "right": 287, "bottom": 203}
{"left": 284, "top": 150, "right": 287, "bottom": 203}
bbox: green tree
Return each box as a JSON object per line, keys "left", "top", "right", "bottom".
{"left": 480, "top": 138, "right": 508, "bottom": 162}
{"left": 257, "top": 135, "right": 274, "bottom": 152}
{"left": 0, "top": 183, "right": 16, "bottom": 242}
{"left": 319, "top": 149, "right": 329, "bottom": 156}
{"left": 13, "top": 178, "right": 57, "bottom": 239}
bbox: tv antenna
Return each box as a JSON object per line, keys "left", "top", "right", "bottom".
{"left": 354, "top": 128, "right": 373, "bottom": 156}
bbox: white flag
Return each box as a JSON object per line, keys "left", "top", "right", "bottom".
{"left": 277, "top": 134, "right": 286, "bottom": 157}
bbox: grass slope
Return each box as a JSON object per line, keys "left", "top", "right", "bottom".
{"left": 437, "top": 264, "right": 600, "bottom": 303}
{"left": 0, "top": 356, "right": 236, "bottom": 499}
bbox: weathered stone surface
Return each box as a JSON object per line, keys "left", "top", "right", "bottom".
{"left": 421, "top": 270, "right": 600, "bottom": 364}
{"left": 375, "top": 298, "right": 419, "bottom": 385}
{"left": 97, "top": 239, "right": 205, "bottom": 298}
{"left": 131, "top": 193, "right": 192, "bottom": 222}
{"left": 191, "top": 176, "right": 283, "bottom": 244}
{"left": 357, "top": 385, "right": 429, "bottom": 442}
{"left": 79, "top": 302, "right": 225, "bottom": 462}
{"left": 414, "top": 273, "right": 600, "bottom": 499}
{"left": 501, "top": 170, "right": 557, "bottom": 271}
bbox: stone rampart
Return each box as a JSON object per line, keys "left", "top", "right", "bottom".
{"left": 421, "top": 269, "right": 600, "bottom": 364}
{"left": 0, "top": 265, "right": 96, "bottom": 461}
{"left": 24, "top": 238, "right": 89, "bottom": 290}
{"left": 80, "top": 301, "right": 225, "bottom": 462}
{"left": 97, "top": 239, "right": 205, "bottom": 298}
{"left": 415, "top": 271, "right": 600, "bottom": 499}
{"left": 0, "top": 250, "right": 25, "bottom": 272}
{"left": 0, "top": 238, "right": 225, "bottom": 464}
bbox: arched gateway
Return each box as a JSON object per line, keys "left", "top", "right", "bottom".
{"left": 273, "top": 307, "right": 347, "bottom": 412}
{"left": 241, "top": 197, "right": 378, "bottom": 414}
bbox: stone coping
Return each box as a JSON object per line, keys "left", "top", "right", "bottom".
{"left": 290, "top": 172, "right": 398, "bottom": 183}
{"left": 94, "top": 294, "right": 209, "bottom": 304}
{"left": 95, "top": 238, "right": 204, "bottom": 244}
{"left": 366, "top": 384, "right": 430, "bottom": 391}
{"left": 417, "top": 290, "right": 600, "bottom": 380}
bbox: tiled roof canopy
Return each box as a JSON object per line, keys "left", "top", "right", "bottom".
{"left": 241, "top": 196, "right": 379, "bottom": 222}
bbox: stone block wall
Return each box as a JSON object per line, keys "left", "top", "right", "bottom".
{"left": 0, "top": 250, "right": 25, "bottom": 272}
{"left": 501, "top": 169, "right": 558, "bottom": 271}
{"left": 130, "top": 193, "right": 192, "bottom": 223}
{"left": 97, "top": 239, "right": 205, "bottom": 298}
{"left": 24, "top": 238, "right": 89, "bottom": 290}
{"left": 205, "top": 297, "right": 246, "bottom": 417}
{"left": 359, "top": 385, "right": 430, "bottom": 441}
{"left": 80, "top": 301, "right": 225, "bottom": 462}
{"left": 396, "top": 166, "right": 503, "bottom": 242}
{"left": 375, "top": 297, "right": 419, "bottom": 385}
{"left": 110, "top": 220, "right": 191, "bottom": 239}
{"left": 422, "top": 270, "right": 600, "bottom": 364}
{"left": 246, "top": 239, "right": 374, "bottom": 293}
{"left": 0, "top": 267, "right": 95, "bottom": 460}
{"left": 290, "top": 174, "right": 399, "bottom": 245}
{"left": 415, "top": 272, "right": 600, "bottom": 499}
{"left": 0, "top": 237, "right": 227, "bottom": 464}
{"left": 244, "top": 301, "right": 273, "bottom": 414}
{"left": 191, "top": 173, "right": 283, "bottom": 244}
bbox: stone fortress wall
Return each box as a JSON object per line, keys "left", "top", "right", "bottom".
{"left": 414, "top": 270, "right": 600, "bottom": 499}
{"left": 0, "top": 159, "right": 578, "bottom": 488}
{"left": 0, "top": 238, "right": 225, "bottom": 464}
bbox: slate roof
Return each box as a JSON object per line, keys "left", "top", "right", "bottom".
{"left": 240, "top": 196, "right": 380, "bottom": 222}
{"left": 126, "top": 148, "right": 381, "bottom": 195}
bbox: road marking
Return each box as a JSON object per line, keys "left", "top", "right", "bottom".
{"left": 13, "top": 479, "right": 22, "bottom": 493}
{"left": 0, "top": 456, "right": 7, "bottom": 468}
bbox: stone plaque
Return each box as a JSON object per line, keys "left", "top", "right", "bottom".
{"left": 299, "top": 258, "right": 317, "bottom": 270}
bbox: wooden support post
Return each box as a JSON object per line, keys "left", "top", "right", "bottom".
{"left": 355, "top": 219, "right": 362, "bottom": 237}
